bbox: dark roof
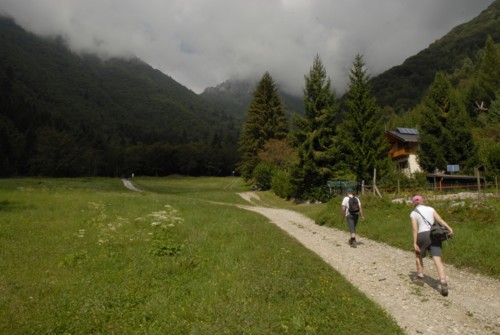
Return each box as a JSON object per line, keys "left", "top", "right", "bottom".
{"left": 386, "top": 128, "right": 420, "bottom": 143}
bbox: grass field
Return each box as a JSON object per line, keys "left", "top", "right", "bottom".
{"left": 312, "top": 189, "right": 500, "bottom": 279}
{"left": 0, "top": 177, "right": 404, "bottom": 334}
{"left": 233, "top": 183, "right": 500, "bottom": 280}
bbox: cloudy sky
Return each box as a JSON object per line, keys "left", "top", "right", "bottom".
{"left": 0, "top": 0, "right": 495, "bottom": 95}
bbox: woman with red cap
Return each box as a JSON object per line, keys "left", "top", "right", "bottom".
{"left": 410, "top": 195, "right": 454, "bottom": 296}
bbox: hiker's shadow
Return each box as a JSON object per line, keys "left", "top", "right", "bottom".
{"left": 409, "top": 272, "right": 441, "bottom": 293}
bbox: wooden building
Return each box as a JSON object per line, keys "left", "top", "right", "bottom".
{"left": 386, "top": 128, "right": 422, "bottom": 176}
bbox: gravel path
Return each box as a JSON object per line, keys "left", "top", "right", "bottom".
{"left": 121, "top": 178, "right": 143, "bottom": 192}
{"left": 237, "top": 192, "right": 500, "bottom": 335}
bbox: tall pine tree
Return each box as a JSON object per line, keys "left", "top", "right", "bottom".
{"left": 418, "top": 72, "right": 453, "bottom": 172}
{"left": 464, "top": 36, "right": 500, "bottom": 119}
{"left": 418, "top": 71, "right": 478, "bottom": 173}
{"left": 237, "top": 72, "right": 288, "bottom": 180}
{"left": 290, "top": 55, "right": 339, "bottom": 200}
{"left": 338, "top": 54, "right": 389, "bottom": 183}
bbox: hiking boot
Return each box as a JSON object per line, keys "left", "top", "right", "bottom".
{"left": 349, "top": 238, "right": 357, "bottom": 248}
{"left": 440, "top": 282, "right": 449, "bottom": 297}
{"left": 414, "top": 276, "right": 424, "bottom": 286}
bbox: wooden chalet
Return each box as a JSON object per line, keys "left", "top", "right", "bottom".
{"left": 386, "top": 127, "right": 422, "bottom": 176}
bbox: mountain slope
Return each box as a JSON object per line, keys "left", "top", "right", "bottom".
{"left": 370, "top": 0, "right": 500, "bottom": 112}
{"left": 0, "top": 16, "right": 238, "bottom": 177}
{"left": 200, "top": 79, "right": 305, "bottom": 121}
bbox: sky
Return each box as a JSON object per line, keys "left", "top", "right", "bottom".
{"left": 0, "top": 0, "right": 495, "bottom": 95}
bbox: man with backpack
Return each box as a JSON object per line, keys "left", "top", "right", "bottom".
{"left": 341, "top": 188, "right": 364, "bottom": 247}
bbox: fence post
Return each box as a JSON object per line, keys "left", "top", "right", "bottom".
{"left": 397, "top": 179, "right": 400, "bottom": 195}
{"left": 475, "top": 167, "right": 481, "bottom": 199}
{"left": 373, "top": 168, "right": 376, "bottom": 196}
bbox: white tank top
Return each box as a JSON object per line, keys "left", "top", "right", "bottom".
{"left": 410, "top": 205, "right": 435, "bottom": 233}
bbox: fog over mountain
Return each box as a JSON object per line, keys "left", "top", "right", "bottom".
{"left": 0, "top": 0, "right": 494, "bottom": 95}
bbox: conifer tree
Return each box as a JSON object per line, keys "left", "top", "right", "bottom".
{"left": 418, "top": 72, "right": 479, "bottom": 173}
{"left": 466, "top": 35, "right": 500, "bottom": 118}
{"left": 446, "top": 93, "right": 479, "bottom": 173}
{"left": 418, "top": 72, "right": 453, "bottom": 172}
{"left": 338, "top": 54, "right": 389, "bottom": 183}
{"left": 476, "top": 36, "right": 500, "bottom": 106}
{"left": 290, "top": 55, "right": 339, "bottom": 200}
{"left": 237, "top": 72, "right": 288, "bottom": 180}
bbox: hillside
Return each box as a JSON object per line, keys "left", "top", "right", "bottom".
{"left": 200, "top": 79, "right": 305, "bottom": 121}
{"left": 200, "top": 1, "right": 499, "bottom": 117}
{"left": 0, "top": 16, "right": 239, "bottom": 177}
{"left": 370, "top": 0, "right": 500, "bottom": 112}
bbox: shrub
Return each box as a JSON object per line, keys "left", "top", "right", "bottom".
{"left": 271, "top": 169, "right": 294, "bottom": 198}
{"left": 252, "top": 161, "right": 276, "bottom": 190}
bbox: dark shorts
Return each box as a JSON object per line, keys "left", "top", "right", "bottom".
{"left": 416, "top": 231, "right": 442, "bottom": 258}
{"left": 346, "top": 214, "right": 359, "bottom": 233}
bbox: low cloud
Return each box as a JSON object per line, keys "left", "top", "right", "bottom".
{"left": 0, "top": 0, "right": 494, "bottom": 94}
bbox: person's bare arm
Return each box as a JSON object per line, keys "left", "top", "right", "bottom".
{"left": 411, "top": 217, "right": 420, "bottom": 253}
{"left": 359, "top": 202, "right": 365, "bottom": 221}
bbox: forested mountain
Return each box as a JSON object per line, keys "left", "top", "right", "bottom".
{"left": 1, "top": 0, "right": 498, "bottom": 179}
{"left": 200, "top": 79, "right": 304, "bottom": 122}
{"left": 0, "top": 16, "right": 239, "bottom": 177}
{"left": 201, "top": 1, "right": 499, "bottom": 117}
{"left": 370, "top": 0, "right": 500, "bottom": 112}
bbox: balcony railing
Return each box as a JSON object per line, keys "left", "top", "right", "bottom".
{"left": 389, "top": 148, "right": 415, "bottom": 158}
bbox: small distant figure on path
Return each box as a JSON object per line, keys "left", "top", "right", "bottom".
{"left": 410, "top": 195, "right": 454, "bottom": 296}
{"left": 341, "top": 188, "right": 364, "bottom": 248}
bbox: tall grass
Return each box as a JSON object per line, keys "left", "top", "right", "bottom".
{"left": 0, "top": 177, "right": 402, "bottom": 334}
{"left": 312, "top": 192, "right": 500, "bottom": 279}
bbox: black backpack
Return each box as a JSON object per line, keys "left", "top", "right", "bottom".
{"left": 348, "top": 197, "right": 360, "bottom": 214}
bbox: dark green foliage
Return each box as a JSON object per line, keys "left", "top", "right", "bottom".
{"left": 237, "top": 72, "right": 289, "bottom": 180}
{"left": 487, "top": 90, "right": 500, "bottom": 123}
{"left": 271, "top": 169, "right": 294, "bottom": 199}
{"left": 0, "top": 17, "right": 238, "bottom": 177}
{"left": 370, "top": 1, "right": 500, "bottom": 112}
{"left": 476, "top": 36, "right": 500, "bottom": 107}
{"left": 290, "top": 55, "right": 339, "bottom": 200}
{"left": 378, "top": 171, "right": 429, "bottom": 191}
{"left": 417, "top": 72, "right": 479, "bottom": 174}
{"left": 252, "top": 161, "right": 276, "bottom": 190}
{"left": 338, "top": 54, "right": 390, "bottom": 183}
{"left": 463, "top": 36, "right": 500, "bottom": 119}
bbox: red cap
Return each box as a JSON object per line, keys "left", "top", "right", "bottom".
{"left": 412, "top": 195, "right": 423, "bottom": 204}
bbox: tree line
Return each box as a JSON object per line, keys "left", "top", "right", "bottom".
{"left": 238, "top": 36, "right": 500, "bottom": 201}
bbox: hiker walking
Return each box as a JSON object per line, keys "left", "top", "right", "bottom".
{"left": 410, "top": 195, "right": 454, "bottom": 296}
{"left": 341, "top": 188, "right": 364, "bottom": 248}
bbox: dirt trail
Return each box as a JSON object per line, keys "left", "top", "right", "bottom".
{"left": 237, "top": 192, "right": 500, "bottom": 335}
{"left": 121, "top": 178, "right": 143, "bottom": 192}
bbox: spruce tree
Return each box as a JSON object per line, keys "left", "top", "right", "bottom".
{"left": 418, "top": 72, "right": 452, "bottom": 172}
{"left": 290, "top": 55, "right": 338, "bottom": 200}
{"left": 465, "top": 35, "right": 500, "bottom": 118}
{"left": 338, "top": 54, "right": 389, "bottom": 183}
{"left": 237, "top": 72, "right": 288, "bottom": 180}
{"left": 447, "top": 93, "right": 479, "bottom": 173}
{"left": 418, "top": 72, "right": 479, "bottom": 173}
{"left": 476, "top": 36, "right": 500, "bottom": 106}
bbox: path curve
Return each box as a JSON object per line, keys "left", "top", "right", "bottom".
{"left": 237, "top": 192, "right": 500, "bottom": 335}
{"left": 121, "top": 178, "right": 143, "bottom": 192}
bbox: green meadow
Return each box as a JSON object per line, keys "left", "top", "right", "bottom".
{"left": 0, "top": 177, "right": 498, "bottom": 334}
